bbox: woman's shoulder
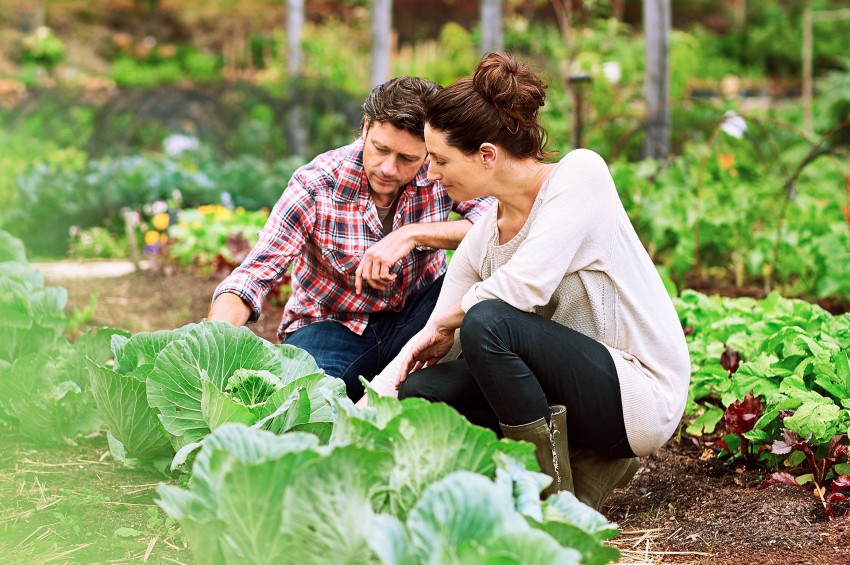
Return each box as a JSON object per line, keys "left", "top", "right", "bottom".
{"left": 555, "top": 148, "right": 609, "bottom": 171}
{"left": 548, "top": 148, "right": 615, "bottom": 190}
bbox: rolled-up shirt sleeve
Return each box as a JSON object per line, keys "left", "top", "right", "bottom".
{"left": 452, "top": 195, "right": 494, "bottom": 224}
{"left": 213, "top": 174, "right": 314, "bottom": 323}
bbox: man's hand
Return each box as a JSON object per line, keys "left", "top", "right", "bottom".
{"left": 395, "top": 322, "right": 454, "bottom": 389}
{"left": 355, "top": 228, "right": 415, "bottom": 293}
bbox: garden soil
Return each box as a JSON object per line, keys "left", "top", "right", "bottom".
{"left": 49, "top": 266, "right": 850, "bottom": 565}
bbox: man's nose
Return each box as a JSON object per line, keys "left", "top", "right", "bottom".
{"left": 380, "top": 157, "right": 398, "bottom": 177}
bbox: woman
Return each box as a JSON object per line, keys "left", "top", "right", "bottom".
{"left": 372, "top": 52, "right": 690, "bottom": 511}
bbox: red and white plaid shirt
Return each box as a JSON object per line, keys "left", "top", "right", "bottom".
{"left": 214, "top": 138, "right": 493, "bottom": 340}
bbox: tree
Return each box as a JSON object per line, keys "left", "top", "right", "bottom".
{"left": 480, "top": 0, "right": 504, "bottom": 54}
{"left": 371, "top": 0, "right": 392, "bottom": 88}
{"left": 286, "top": 0, "right": 308, "bottom": 156}
{"left": 643, "top": 0, "right": 671, "bottom": 159}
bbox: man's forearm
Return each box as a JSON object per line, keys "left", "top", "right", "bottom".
{"left": 400, "top": 219, "right": 472, "bottom": 250}
{"left": 207, "top": 292, "right": 252, "bottom": 327}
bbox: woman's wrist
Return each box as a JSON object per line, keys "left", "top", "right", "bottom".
{"left": 433, "top": 303, "right": 465, "bottom": 335}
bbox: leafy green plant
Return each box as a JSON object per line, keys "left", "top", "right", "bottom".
{"left": 156, "top": 397, "right": 619, "bottom": 565}
{"left": 0, "top": 230, "right": 126, "bottom": 443}
{"left": 180, "top": 50, "right": 222, "bottom": 84}
{"left": 68, "top": 227, "right": 129, "bottom": 259}
{"left": 21, "top": 26, "right": 65, "bottom": 73}
{"left": 110, "top": 57, "right": 183, "bottom": 87}
{"left": 0, "top": 328, "right": 124, "bottom": 444}
{"left": 166, "top": 205, "right": 279, "bottom": 279}
{"left": 677, "top": 290, "right": 850, "bottom": 473}
{"left": 85, "top": 321, "right": 344, "bottom": 473}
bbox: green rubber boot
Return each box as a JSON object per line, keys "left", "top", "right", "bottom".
{"left": 500, "top": 405, "right": 573, "bottom": 498}
{"left": 571, "top": 449, "right": 640, "bottom": 511}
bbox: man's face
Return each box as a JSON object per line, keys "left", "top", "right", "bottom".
{"left": 361, "top": 120, "right": 428, "bottom": 207}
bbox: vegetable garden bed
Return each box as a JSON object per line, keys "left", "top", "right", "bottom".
{"left": 1, "top": 264, "right": 849, "bottom": 563}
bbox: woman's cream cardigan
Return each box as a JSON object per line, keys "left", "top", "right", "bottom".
{"left": 366, "top": 149, "right": 690, "bottom": 456}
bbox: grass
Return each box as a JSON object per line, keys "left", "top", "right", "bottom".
{"left": 0, "top": 425, "right": 190, "bottom": 564}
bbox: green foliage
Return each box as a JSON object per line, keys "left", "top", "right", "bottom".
{"left": 298, "top": 19, "right": 370, "bottom": 97}
{"left": 110, "top": 57, "right": 184, "bottom": 87}
{"left": 677, "top": 290, "right": 850, "bottom": 470}
{"left": 21, "top": 26, "right": 66, "bottom": 71}
{"left": 0, "top": 230, "right": 126, "bottom": 444}
{"left": 393, "top": 23, "right": 477, "bottom": 87}
{"left": 85, "top": 321, "right": 344, "bottom": 471}
{"left": 3, "top": 150, "right": 302, "bottom": 257}
{"left": 166, "top": 205, "right": 269, "bottom": 274}
{"left": 181, "top": 50, "right": 222, "bottom": 84}
{"left": 156, "top": 395, "right": 618, "bottom": 564}
{"left": 610, "top": 127, "right": 850, "bottom": 302}
{"left": 68, "top": 227, "right": 129, "bottom": 259}
{"left": 0, "top": 129, "right": 84, "bottom": 216}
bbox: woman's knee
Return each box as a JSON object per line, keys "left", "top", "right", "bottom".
{"left": 461, "top": 300, "right": 514, "bottom": 344}
{"left": 397, "top": 372, "right": 429, "bottom": 400}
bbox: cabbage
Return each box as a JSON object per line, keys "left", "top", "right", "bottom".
{"left": 86, "top": 320, "right": 345, "bottom": 470}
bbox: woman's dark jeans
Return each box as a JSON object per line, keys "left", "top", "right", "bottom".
{"left": 398, "top": 300, "right": 635, "bottom": 458}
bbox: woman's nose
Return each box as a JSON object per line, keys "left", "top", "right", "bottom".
{"left": 426, "top": 161, "right": 441, "bottom": 181}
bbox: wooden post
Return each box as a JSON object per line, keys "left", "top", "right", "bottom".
{"left": 643, "top": 0, "right": 671, "bottom": 159}
{"left": 286, "top": 0, "right": 307, "bottom": 156}
{"left": 371, "top": 0, "right": 392, "bottom": 88}
{"left": 801, "top": 8, "right": 850, "bottom": 137}
{"left": 481, "top": 0, "right": 504, "bottom": 54}
{"left": 802, "top": 8, "right": 813, "bottom": 135}
{"left": 287, "top": 0, "right": 304, "bottom": 76}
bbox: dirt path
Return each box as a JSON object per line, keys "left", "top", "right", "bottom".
{"left": 47, "top": 267, "right": 850, "bottom": 564}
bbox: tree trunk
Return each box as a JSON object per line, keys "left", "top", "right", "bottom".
{"left": 371, "top": 0, "right": 393, "bottom": 88}
{"left": 481, "top": 0, "right": 504, "bottom": 54}
{"left": 287, "top": 0, "right": 308, "bottom": 157}
{"left": 643, "top": 0, "right": 671, "bottom": 159}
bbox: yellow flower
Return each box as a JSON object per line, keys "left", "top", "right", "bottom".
{"left": 717, "top": 152, "right": 735, "bottom": 171}
{"left": 160, "top": 233, "right": 168, "bottom": 245}
{"left": 144, "top": 230, "right": 160, "bottom": 246}
{"left": 152, "top": 212, "right": 170, "bottom": 231}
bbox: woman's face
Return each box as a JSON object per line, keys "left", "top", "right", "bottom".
{"left": 424, "top": 124, "right": 487, "bottom": 201}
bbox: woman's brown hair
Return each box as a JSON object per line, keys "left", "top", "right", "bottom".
{"left": 426, "top": 52, "right": 550, "bottom": 160}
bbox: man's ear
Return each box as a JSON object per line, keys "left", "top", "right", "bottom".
{"left": 479, "top": 143, "right": 498, "bottom": 168}
{"left": 361, "top": 118, "right": 370, "bottom": 139}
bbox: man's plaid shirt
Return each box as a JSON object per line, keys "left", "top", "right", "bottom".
{"left": 213, "top": 138, "right": 493, "bottom": 341}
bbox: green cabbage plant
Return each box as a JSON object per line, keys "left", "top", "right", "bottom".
{"left": 156, "top": 392, "right": 621, "bottom": 565}
{"left": 85, "top": 320, "right": 345, "bottom": 473}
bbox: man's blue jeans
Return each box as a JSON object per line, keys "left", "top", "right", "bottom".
{"left": 283, "top": 275, "right": 444, "bottom": 400}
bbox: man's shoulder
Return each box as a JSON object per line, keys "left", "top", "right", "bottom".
{"left": 295, "top": 140, "right": 363, "bottom": 188}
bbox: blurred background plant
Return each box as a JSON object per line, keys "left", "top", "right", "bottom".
{"left": 0, "top": 0, "right": 847, "bottom": 307}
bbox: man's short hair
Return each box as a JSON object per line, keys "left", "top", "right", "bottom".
{"left": 361, "top": 77, "right": 441, "bottom": 140}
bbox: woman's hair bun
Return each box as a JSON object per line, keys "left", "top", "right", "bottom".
{"left": 472, "top": 52, "right": 546, "bottom": 134}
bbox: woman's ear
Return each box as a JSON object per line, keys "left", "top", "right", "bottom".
{"left": 479, "top": 143, "right": 498, "bottom": 168}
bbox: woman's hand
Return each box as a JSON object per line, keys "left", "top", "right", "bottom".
{"left": 395, "top": 323, "right": 455, "bottom": 389}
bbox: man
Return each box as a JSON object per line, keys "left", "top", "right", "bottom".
{"left": 208, "top": 76, "right": 493, "bottom": 399}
